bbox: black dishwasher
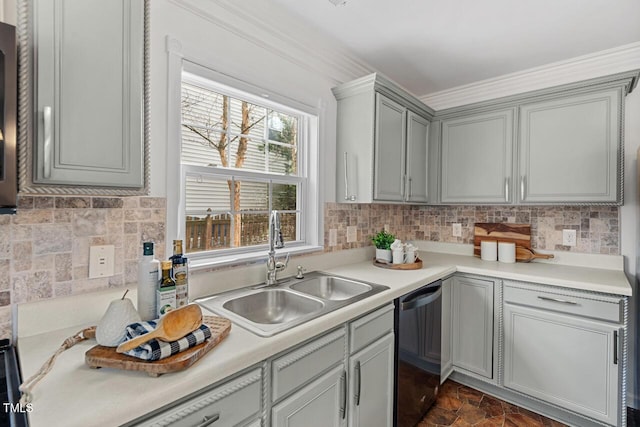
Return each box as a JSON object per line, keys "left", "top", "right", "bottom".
{"left": 394, "top": 280, "right": 442, "bottom": 427}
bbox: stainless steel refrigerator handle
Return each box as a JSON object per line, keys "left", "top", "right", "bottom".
{"left": 340, "top": 369, "right": 347, "bottom": 419}
{"left": 354, "top": 361, "right": 361, "bottom": 406}
{"left": 196, "top": 413, "right": 220, "bottom": 427}
{"left": 43, "top": 106, "right": 52, "bottom": 179}
{"left": 401, "top": 285, "right": 442, "bottom": 311}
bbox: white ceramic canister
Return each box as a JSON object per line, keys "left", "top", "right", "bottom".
{"left": 480, "top": 241, "right": 497, "bottom": 261}
{"left": 498, "top": 242, "right": 516, "bottom": 263}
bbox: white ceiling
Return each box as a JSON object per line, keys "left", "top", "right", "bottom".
{"left": 268, "top": 0, "right": 640, "bottom": 97}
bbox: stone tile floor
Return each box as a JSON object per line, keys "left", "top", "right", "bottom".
{"left": 418, "top": 380, "right": 568, "bottom": 427}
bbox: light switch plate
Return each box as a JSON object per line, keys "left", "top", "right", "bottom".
{"left": 89, "top": 245, "right": 115, "bottom": 278}
{"left": 452, "top": 223, "right": 462, "bottom": 237}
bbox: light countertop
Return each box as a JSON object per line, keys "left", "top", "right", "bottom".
{"left": 17, "top": 250, "right": 631, "bottom": 427}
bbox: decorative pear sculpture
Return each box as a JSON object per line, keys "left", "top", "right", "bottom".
{"left": 96, "top": 290, "right": 142, "bottom": 347}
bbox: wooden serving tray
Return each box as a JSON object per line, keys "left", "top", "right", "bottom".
{"left": 85, "top": 315, "right": 231, "bottom": 377}
{"left": 473, "top": 223, "right": 531, "bottom": 257}
{"left": 373, "top": 258, "right": 423, "bottom": 270}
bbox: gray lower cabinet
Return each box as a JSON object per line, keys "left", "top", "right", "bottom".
{"left": 518, "top": 89, "right": 622, "bottom": 204}
{"left": 33, "top": 0, "right": 144, "bottom": 188}
{"left": 348, "top": 333, "right": 394, "bottom": 427}
{"left": 272, "top": 365, "right": 346, "bottom": 427}
{"left": 440, "top": 277, "right": 453, "bottom": 382}
{"left": 452, "top": 275, "right": 494, "bottom": 378}
{"left": 503, "top": 281, "right": 623, "bottom": 426}
{"left": 440, "top": 109, "right": 514, "bottom": 204}
{"left": 135, "top": 368, "right": 262, "bottom": 427}
{"left": 271, "top": 304, "right": 394, "bottom": 427}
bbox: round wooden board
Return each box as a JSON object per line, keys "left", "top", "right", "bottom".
{"left": 85, "top": 315, "right": 231, "bottom": 377}
{"left": 373, "top": 257, "right": 423, "bottom": 270}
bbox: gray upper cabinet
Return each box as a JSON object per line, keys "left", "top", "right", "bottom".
{"left": 440, "top": 109, "right": 514, "bottom": 204}
{"left": 333, "top": 73, "right": 434, "bottom": 204}
{"left": 432, "top": 70, "right": 638, "bottom": 205}
{"left": 406, "top": 112, "right": 430, "bottom": 203}
{"left": 32, "top": 0, "right": 145, "bottom": 189}
{"left": 374, "top": 94, "right": 406, "bottom": 201}
{"left": 519, "top": 89, "right": 621, "bottom": 204}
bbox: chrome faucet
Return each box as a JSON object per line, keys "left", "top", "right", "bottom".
{"left": 266, "top": 210, "right": 289, "bottom": 285}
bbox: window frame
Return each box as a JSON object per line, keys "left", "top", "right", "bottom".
{"left": 166, "top": 57, "right": 322, "bottom": 270}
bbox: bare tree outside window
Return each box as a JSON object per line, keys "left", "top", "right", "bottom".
{"left": 181, "top": 81, "right": 299, "bottom": 252}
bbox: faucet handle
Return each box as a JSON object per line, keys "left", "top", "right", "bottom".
{"left": 296, "top": 265, "right": 305, "bottom": 279}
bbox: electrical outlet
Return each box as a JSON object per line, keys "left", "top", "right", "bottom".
{"left": 346, "top": 226, "right": 358, "bottom": 243}
{"left": 329, "top": 229, "right": 338, "bottom": 246}
{"left": 563, "top": 229, "right": 577, "bottom": 246}
{"left": 89, "top": 245, "right": 115, "bottom": 278}
{"left": 384, "top": 224, "right": 390, "bottom": 232}
{"left": 452, "top": 223, "right": 462, "bottom": 237}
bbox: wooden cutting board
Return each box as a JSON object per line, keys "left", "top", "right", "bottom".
{"left": 473, "top": 223, "right": 531, "bottom": 257}
{"left": 85, "top": 315, "right": 231, "bottom": 377}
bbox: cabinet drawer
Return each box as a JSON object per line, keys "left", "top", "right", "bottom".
{"left": 504, "top": 282, "right": 622, "bottom": 323}
{"left": 140, "top": 368, "right": 262, "bottom": 427}
{"left": 349, "top": 304, "right": 395, "bottom": 353}
{"left": 272, "top": 328, "right": 346, "bottom": 402}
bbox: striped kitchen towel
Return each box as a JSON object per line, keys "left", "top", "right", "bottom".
{"left": 123, "top": 320, "right": 212, "bottom": 361}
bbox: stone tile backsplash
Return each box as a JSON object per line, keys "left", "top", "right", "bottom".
{"left": 0, "top": 195, "right": 166, "bottom": 340}
{"left": 0, "top": 197, "right": 620, "bottom": 341}
{"left": 324, "top": 203, "right": 620, "bottom": 255}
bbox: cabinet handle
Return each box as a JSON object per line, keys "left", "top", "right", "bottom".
{"left": 537, "top": 296, "right": 577, "bottom": 305}
{"left": 344, "top": 152, "right": 356, "bottom": 201}
{"left": 520, "top": 176, "right": 525, "bottom": 201}
{"left": 196, "top": 413, "right": 220, "bottom": 427}
{"left": 43, "top": 106, "right": 52, "bottom": 179}
{"left": 505, "top": 177, "right": 509, "bottom": 202}
{"left": 613, "top": 330, "right": 618, "bottom": 365}
{"left": 408, "top": 176, "right": 413, "bottom": 201}
{"left": 354, "top": 361, "right": 361, "bottom": 406}
{"left": 340, "top": 369, "right": 347, "bottom": 419}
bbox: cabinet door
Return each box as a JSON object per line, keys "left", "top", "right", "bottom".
{"left": 519, "top": 89, "right": 621, "bottom": 203}
{"left": 405, "top": 111, "right": 430, "bottom": 203}
{"left": 452, "top": 276, "right": 494, "bottom": 378}
{"left": 440, "top": 277, "right": 453, "bottom": 382}
{"left": 272, "top": 364, "right": 346, "bottom": 427}
{"left": 440, "top": 109, "right": 514, "bottom": 203}
{"left": 349, "top": 333, "right": 394, "bottom": 427}
{"left": 374, "top": 93, "right": 406, "bottom": 202}
{"left": 34, "top": 0, "right": 144, "bottom": 187}
{"left": 504, "top": 303, "right": 620, "bottom": 425}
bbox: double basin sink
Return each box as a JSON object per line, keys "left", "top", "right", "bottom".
{"left": 196, "top": 272, "right": 389, "bottom": 337}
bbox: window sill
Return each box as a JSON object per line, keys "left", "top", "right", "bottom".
{"left": 188, "top": 245, "right": 324, "bottom": 272}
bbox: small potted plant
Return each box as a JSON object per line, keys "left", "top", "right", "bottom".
{"left": 371, "top": 229, "right": 395, "bottom": 263}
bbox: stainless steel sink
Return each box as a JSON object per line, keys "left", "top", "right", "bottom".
{"left": 196, "top": 272, "right": 388, "bottom": 337}
{"left": 222, "top": 289, "right": 324, "bottom": 324}
{"left": 290, "top": 276, "right": 371, "bottom": 300}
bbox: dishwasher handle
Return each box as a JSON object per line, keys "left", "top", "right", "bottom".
{"left": 401, "top": 281, "right": 442, "bottom": 311}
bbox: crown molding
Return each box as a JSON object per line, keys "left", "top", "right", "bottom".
{"left": 420, "top": 42, "right": 640, "bottom": 111}
{"left": 168, "top": 0, "right": 373, "bottom": 85}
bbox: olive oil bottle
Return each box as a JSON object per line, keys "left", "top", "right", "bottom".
{"left": 157, "top": 261, "right": 176, "bottom": 317}
{"left": 169, "top": 240, "right": 189, "bottom": 308}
